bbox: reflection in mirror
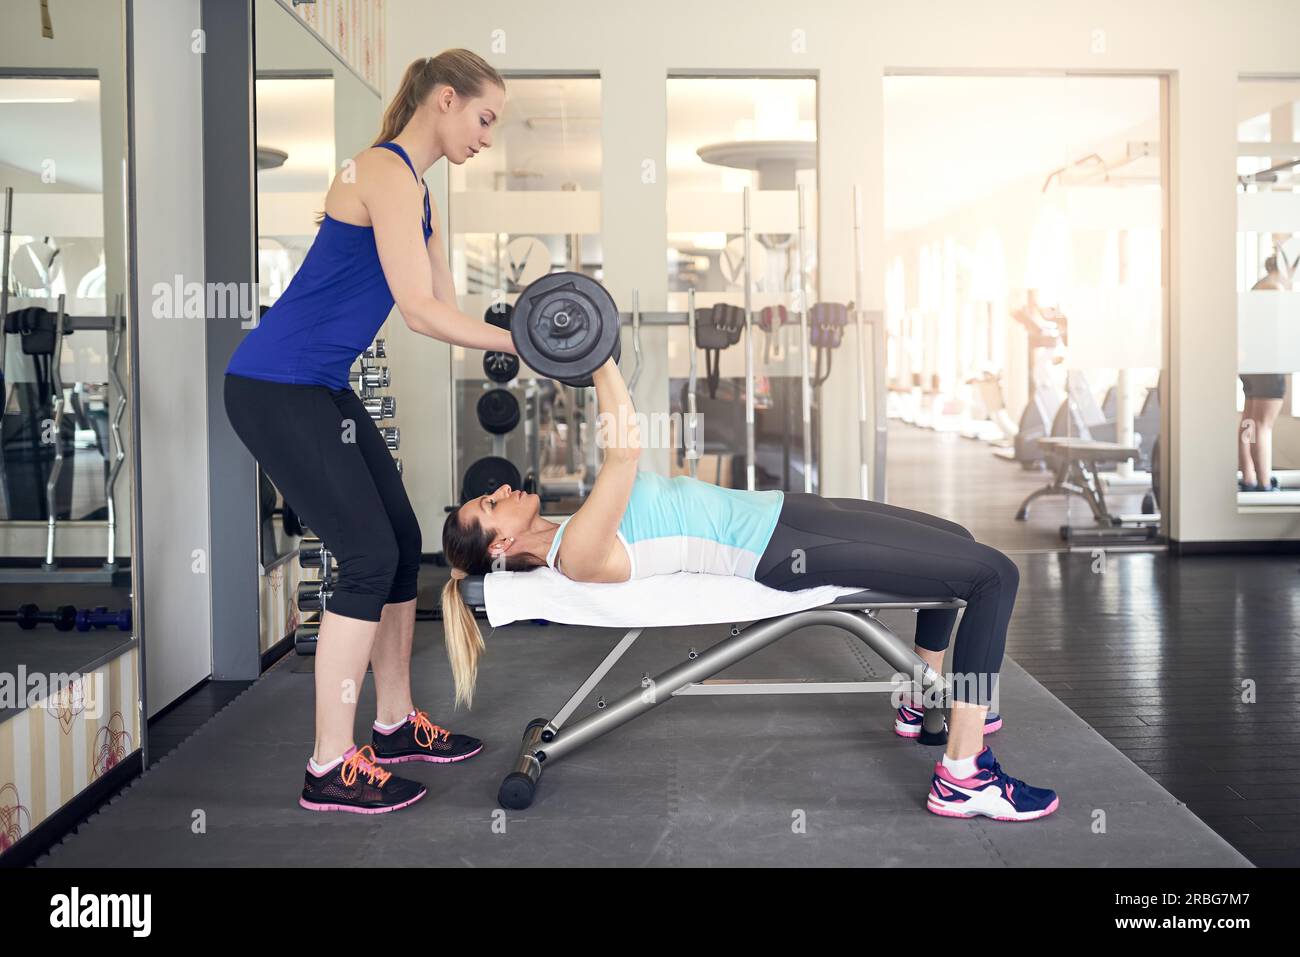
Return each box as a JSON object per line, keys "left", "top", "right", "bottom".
{"left": 882, "top": 75, "right": 1165, "bottom": 550}
{"left": 250, "top": 0, "right": 383, "bottom": 657}
{"left": 1235, "top": 77, "right": 1300, "bottom": 509}
{"left": 0, "top": 0, "right": 137, "bottom": 861}
{"left": 253, "top": 72, "right": 336, "bottom": 569}
{"left": 666, "top": 77, "right": 819, "bottom": 494}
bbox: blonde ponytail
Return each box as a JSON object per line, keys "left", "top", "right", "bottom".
{"left": 441, "top": 576, "right": 485, "bottom": 709}
{"left": 314, "top": 51, "right": 504, "bottom": 231}
{"left": 440, "top": 505, "right": 547, "bottom": 711}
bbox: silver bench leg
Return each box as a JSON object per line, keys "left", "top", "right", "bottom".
{"left": 497, "top": 608, "right": 947, "bottom": 810}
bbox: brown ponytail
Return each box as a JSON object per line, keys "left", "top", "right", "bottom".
{"left": 373, "top": 50, "right": 505, "bottom": 147}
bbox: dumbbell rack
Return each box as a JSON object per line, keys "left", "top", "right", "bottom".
{"left": 352, "top": 337, "right": 400, "bottom": 473}
{"left": 292, "top": 538, "right": 331, "bottom": 655}
{"left": 458, "top": 303, "right": 538, "bottom": 506}
{"left": 293, "top": 337, "right": 397, "bottom": 656}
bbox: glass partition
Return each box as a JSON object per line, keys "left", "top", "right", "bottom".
{"left": 1235, "top": 77, "right": 1300, "bottom": 511}
{"left": 252, "top": 0, "right": 383, "bottom": 568}
{"left": 447, "top": 75, "right": 601, "bottom": 514}
{"left": 249, "top": 0, "right": 383, "bottom": 659}
{"left": 884, "top": 74, "right": 1165, "bottom": 550}
{"left": 666, "top": 76, "right": 818, "bottom": 492}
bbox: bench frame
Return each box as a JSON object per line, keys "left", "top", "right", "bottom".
{"left": 494, "top": 592, "right": 964, "bottom": 810}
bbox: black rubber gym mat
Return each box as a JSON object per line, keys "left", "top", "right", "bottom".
{"left": 37, "top": 612, "right": 1249, "bottom": 867}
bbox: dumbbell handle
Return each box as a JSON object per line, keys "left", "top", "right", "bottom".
{"left": 350, "top": 367, "right": 390, "bottom": 390}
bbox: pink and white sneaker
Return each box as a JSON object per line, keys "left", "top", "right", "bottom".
{"left": 926, "top": 746, "right": 1059, "bottom": 822}
{"left": 894, "top": 702, "right": 1003, "bottom": 738}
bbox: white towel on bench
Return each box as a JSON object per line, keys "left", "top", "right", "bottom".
{"left": 482, "top": 567, "right": 862, "bottom": 628}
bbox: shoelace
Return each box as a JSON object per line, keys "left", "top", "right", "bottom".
{"left": 410, "top": 710, "right": 451, "bottom": 749}
{"left": 983, "top": 755, "right": 1028, "bottom": 792}
{"left": 340, "top": 745, "right": 391, "bottom": 789}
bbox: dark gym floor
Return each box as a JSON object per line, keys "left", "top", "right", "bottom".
{"left": 36, "top": 549, "right": 1250, "bottom": 868}
{"left": 887, "top": 420, "right": 1300, "bottom": 866}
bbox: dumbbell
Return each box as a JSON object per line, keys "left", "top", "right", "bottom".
{"left": 476, "top": 389, "right": 520, "bottom": 434}
{"left": 294, "top": 622, "right": 320, "bottom": 656}
{"left": 350, "top": 367, "right": 390, "bottom": 391}
{"left": 365, "top": 396, "right": 396, "bottom": 420}
{"left": 299, "top": 539, "right": 332, "bottom": 571}
{"left": 380, "top": 426, "right": 400, "bottom": 450}
{"left": 484, "top": 302, "right": 513, "bottom": 329}
{"left": 1, "top": 604, "right": 77, "bottom": 631}
{"left": 297, "top": 580, "right": 331, "bottom": 614}
{"left": 462, "top": 456, "right": 522, "bottom": 503}
{"left": 74, "top": 606, "right": 132, "bottom": 632}
{"left": 495, "top": 272, "right": 622, "bottom": 388}
{"left": 393, "top": 456, "right": 403, "bottom": 475}
{"left": 362, "top": 339, "right": 387, "bottom": 360}
{"left": 483, "top": 350, "right": 520, "bottom": 383}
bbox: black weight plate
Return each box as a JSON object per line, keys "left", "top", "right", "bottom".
{"left": 476, "top": 388, "right": 521, "bottom": 434}
{"left": 462, "top": 456, "right": 522, "bottom": 503}
{"left": 511, "top": 271, "right": 619, "bottom": 383}
{"left": 483, "top": 350, "right": 520, "bottom": 383}
{"left": 559, "top": 334, "right": 622, "bottom": 388}
{"left": 484, "top": 301, "right": 514, "bottom": 330}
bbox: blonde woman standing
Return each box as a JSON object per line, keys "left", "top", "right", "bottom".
{"left": 225, "top": 52, "right": 510, "bottom": 814}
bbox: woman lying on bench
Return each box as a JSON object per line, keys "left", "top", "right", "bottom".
{"left": 441, "top": 358, "right": 1058, "bottom": 822}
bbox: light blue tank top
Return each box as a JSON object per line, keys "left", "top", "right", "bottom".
{"left": 546, "top": 471, "right": 784, "bottom": 580}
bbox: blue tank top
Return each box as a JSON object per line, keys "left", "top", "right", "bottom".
{"left": 226, "top": 142, "right": 433, "bottom": 389}
{"left": 546, "top": 471, "right": 785, "bottom": 581}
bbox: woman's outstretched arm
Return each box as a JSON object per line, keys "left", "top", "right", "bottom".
{"left": 554, "top": 357, "right": 640, "bottom": 582}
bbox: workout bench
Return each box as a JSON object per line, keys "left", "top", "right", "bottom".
{"left": 459, "top": 576, "right": 962, "bottom": 810}
{"left": 1015, "top": 436, "right": 1157, "bottom": 541}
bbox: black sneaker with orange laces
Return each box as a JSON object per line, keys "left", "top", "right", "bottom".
{"left": 371, "top": 709, "right": 483, "bottom": 765}
{"left": 299, "top": 744, "right": 427, "bottom": 814}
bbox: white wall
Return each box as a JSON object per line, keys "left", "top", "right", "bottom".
{"left": 386, "top": 0, "right": 1300, "bottom": 545}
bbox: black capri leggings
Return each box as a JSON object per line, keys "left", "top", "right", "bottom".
{"left": 224, "top": 373, "right": 421, "bottom": 623}
{"left": 755, "top": 494, "right": 1019, "bottom": 705}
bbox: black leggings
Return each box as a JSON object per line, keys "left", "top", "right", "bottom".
{"left": 755, "top": 494, "right": 1018, "bottom": 705}
{"left": 224, "top": 374, "right": 421, "bottom": 623}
